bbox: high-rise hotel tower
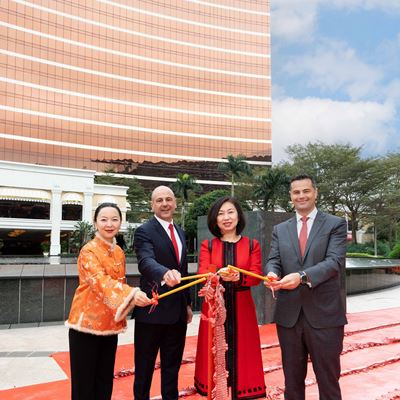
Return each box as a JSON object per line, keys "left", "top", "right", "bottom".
{"left": 0, "top": 0, "right": 271, "bottom": 183}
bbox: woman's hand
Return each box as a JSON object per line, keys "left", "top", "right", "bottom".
{"left": 133, "top": 290, "right": 153, "bottom": 307}
{"left": 219, "top": 267, "right": 240, "bottom": 282}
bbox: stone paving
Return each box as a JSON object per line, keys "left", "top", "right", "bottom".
{"left": 0, "top": 286, "right": 399, "bottom": 391}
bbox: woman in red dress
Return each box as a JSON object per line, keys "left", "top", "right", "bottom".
{"left": 194, "top": 196, "right": 266, "bottom": 399}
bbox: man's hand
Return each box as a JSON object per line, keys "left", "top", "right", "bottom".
{"left": 275, "top": 272, "right": 301, "bottom": 290}
{"left": 163, "top": 269, "right": 181, "bottom": 287}
{"left": 263, "top": 272, "right": 281, "bottom": 291}
{"left": 186, "top": 305, "right": 193, "bottom": 324}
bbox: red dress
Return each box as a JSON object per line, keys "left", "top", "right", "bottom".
{"left": 194, "top": 237, "right": 266, "bottom": 399}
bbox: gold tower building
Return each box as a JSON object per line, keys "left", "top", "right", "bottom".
{"left": 0, "top": 0, "right": 271, "bottom": 183}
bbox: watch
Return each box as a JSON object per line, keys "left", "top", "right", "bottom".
{"left": 299, "top": 270, "right": 308, "bottom": 285}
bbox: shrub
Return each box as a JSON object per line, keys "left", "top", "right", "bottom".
{"left": 346, "top": 241, "right": 390, "bottom": 257}
{"left": 388, "top": 242, "right": 400, "bottom": 259}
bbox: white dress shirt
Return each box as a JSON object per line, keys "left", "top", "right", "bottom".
{"left": 296, "top": 207, "right": 318, "bottom": 238}
{"left": 154, "top": 215, "right": 182, "bottom": 260}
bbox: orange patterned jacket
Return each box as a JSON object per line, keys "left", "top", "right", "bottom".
{"left": 66, "top": 235, "right": 139, "bottom": 335}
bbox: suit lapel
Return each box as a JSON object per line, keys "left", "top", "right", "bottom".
{"left": 303, "top": 211, "right": 325, "bottom": 258}
{"left": 152, "top": 218, "right": 178, "bottom": 264}
{"left": 287, "top": 216, "right": 302, "bottom": 262}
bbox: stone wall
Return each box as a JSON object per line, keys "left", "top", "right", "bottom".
{"left": 0, "top": 264, "right": 141, "bottom": 326}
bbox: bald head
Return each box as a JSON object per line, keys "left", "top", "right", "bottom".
{"left": 151, "top": 186, "right": 177, "bottom": 222}
{"left": 151, "top": 185, "right": 175, "bottom": 201}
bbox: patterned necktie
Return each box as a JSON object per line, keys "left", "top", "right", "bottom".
{"left": 168, "top": 223, "right": 180, "bottom": 264}
{"left": 299, "top": 216, "right": 309, "bottom": 257}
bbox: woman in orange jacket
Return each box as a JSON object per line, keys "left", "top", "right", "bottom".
{"left": 66, "top": 202, "right": 152, "bottom": 400}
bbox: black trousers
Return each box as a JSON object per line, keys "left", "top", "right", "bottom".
{"left": 277, "top": 311, "right": 344, "bottom": 400}
{"left": 69, "top": 329, "right": 118, "bottom": 400}
{"left": 134, "top": 321, "right": 187, "bottom": 400}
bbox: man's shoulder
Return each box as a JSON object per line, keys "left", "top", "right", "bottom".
{"left": 134, "top": 218, "right": 157, "bottom": 237}
{"left": 275, "top": 215, "right": 295, "bottom": 229}
{"left": 175, "top": 223, "right": 186, "bottom": 235}
{"left": 137, "top": 217, "right": 156, "bottom": 229}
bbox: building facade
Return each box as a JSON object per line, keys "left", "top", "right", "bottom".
{"left": 0, "top": 160, "right": 130, "bottom": 256}
{"left": 0, "top": 0, "right": 271, "bottom": 182}
{"left": 0, "top": 1, "right": 271, "bottom": 254}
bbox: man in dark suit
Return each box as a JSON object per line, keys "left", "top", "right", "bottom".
{"left": 133, "top": 185, "right": 192, "bottom": 400}
{"left": 265, "top": 174, "right": 347, "bottom": 400}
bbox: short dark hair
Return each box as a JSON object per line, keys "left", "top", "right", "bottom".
{"left": 290, "top": 174, "right": 317, "bottom": 190}
{"left": 93, "top": 202, "right": 122, "bottom": 222}
{"left": 207, "top": 196, "right": 246, "bottom": 238}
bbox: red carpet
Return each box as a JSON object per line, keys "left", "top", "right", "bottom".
{"left": 1, "top": 308, "right": 400, "bottom": 400}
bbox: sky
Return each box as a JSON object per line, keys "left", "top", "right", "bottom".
{"left": 270, "top": 0, "right": 400, "bottom": 163}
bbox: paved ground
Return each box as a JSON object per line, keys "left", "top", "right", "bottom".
{"left": 0, "top": 286, "right": 399, "bottom": 391}
{"left": 0, "top": 314, "right": 202, "bottom": 391}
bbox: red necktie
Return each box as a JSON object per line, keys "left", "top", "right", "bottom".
{"left": 299, "top": 216, "right": 309, "bottom": 257}
{"left": 168, "top": 223, "right": 180, "bottom": 264}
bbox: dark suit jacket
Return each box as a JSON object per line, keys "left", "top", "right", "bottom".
{"left": 132, "top": 217, "right": 190, "bottom": 324}
{"left": 266, "top": 210, "right": 348, "bottom": 329}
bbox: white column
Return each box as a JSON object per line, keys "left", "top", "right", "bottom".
{"left": 82, "top": 191, "right": 93, "bottom": 222}
{"left": 50, "top": 187, "right": 62, "bottom": 256}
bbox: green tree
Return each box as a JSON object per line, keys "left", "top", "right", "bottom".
{"left": 69, "top": 221, "right": 95, "bottom": 253}
{"left": 337, "top": 157, "right": 383, "bottom": 244}
{"left": 253, "top": 166, "right": 291, "bottom": 211}
{"left": 185, "top": 189, "right": 229, "bottom": 240}
{"left": 171, "top": 173, "right": 202, "bottom": 230}
{"left": 366, "top": 154, "right": 400, "bottom": 247}
{"left": 123, "top": 224, "right": 136, "bottom": 255}
{"left": 232, "top": 166, "right": 260, "bottom": 210}
{"left": 286, "top": 142, "right": 361, "bottom": 214}
{"left": 218, "top": 154, "right": 252, "bottom": 197}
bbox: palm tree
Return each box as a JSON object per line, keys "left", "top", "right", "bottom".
{"left": 254, "top": 168, "right": 291, "bottom": 211}
{"left": 172, "top": 173, "right": 202, "bottom": 230}
{"left": 69, "top": 221, "right": 95, "bottom": 253}
{"left": 218, "top": 154, "right": 252, "bottom": 197}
